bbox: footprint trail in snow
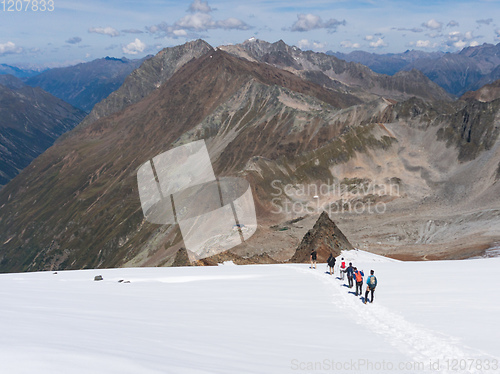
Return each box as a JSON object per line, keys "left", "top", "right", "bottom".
{"left": 291, "top": 266, "right": 499, "bottom": 374}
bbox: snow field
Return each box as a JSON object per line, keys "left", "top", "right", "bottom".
{"left": 0, "top": 250, "right": 499, "bottom": 373}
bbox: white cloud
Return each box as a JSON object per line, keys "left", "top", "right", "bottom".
{"left": 364, "top": 35, "right": 374, "bottom": 41}
{"left": 216, "top": 17, "right": 250, "bottom": 30}
{"left": 66, "top": 37, "right": 82, "bottom": 44}
{"left": 176, "top": 13, "right": 215, "bottom": 30}
{"left": 447, "top": 20, "right": 459, "bottom": 27}
{"left": 445, "top": 31, "right": 468, "bottom": 49}
{"left": 416, "top": 40, "right": 431, "bottom": 48}
{"left": 148, "top": 25, "right": 159, "bottom": 33}
{"left": 188, "top": 0, "right": 212, "bottom": 14}
{"left": 445, "top": 30, "right": 478, "bottom": 50}
{"left": 476, "top": 18, "right": 493, "bottom": 26}
{"left": 0, "top": 41, "right": 23, "bottom": 55}
{"left": 149, "top": 0, "right": 250, "bottom": 37}
{"left": 297, "top": 39, "right": 310, "bottom": 49}
{"left": 290, "top": 14, "right": 345, "bottom": 32}
{"left": 422, "top": 19, "right": 443, "bottom": 31}
{"left": 122, "top": 38, "right": 146, "bottom": 55}
{"left": 296, "top": 39, "right": 326, "bottom": 50}
{"left": 88, "top": 26, "right": 120, "bottom": 37}
{"left": 173, "top": 29, "right": 187, "bottom": 37}
{"left": 312, "top": 41, "right": 326, "bottom": 49}
{"left": 122, "top": 29, "right": 144, "bottom": 34}
{"left": 413, "top": 40, "right": 438, "bottom": 49}
{"left": 340, "top": 40, "right": 360, "bottom": 49}
{"left": 426, "top": 31, "right": 442, "bottom": 39}
{"left": 393, "top": 27, "right": 423, "bottom": 33}
{"left": 174, "top": 13, "right": 250, "bottom": 31}
{"left": 369, "top": 38, "right": 387, "bottom": 48}
{"left": 448, "top": 31, "right": 461, "bottom": 40}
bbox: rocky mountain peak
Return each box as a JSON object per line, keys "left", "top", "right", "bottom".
{"left": 76, "top": 40, "right": 214, "bottom": 129}
{"left": 290, "top": 212, "right": 354, "bottom": 263}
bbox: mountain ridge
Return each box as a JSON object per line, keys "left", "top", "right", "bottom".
{"left": 0, "top": 48, "right": 363, "bottom": 271}
{"left": 1, "top": 39, "right": 500, "bottom": 272}
{"left": 221, "top": 39, "right": 453, "bottom": 102}
{"left": 0, "top": 81, "right": 86, "bottom": 189}
{"left": 25, "top": 56, "right": 149, "bottom": 112}
{"left": 329, "top": 42, "right": 500, "bottom": 96}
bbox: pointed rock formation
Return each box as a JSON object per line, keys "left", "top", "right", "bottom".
{"left": 171, "top": 247, "right": 193, "bottom": 267}
{"left": 290, "top": 211, "right": 353, "bottom": 263}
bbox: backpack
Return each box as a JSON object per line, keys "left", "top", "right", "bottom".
{"left": 327, "top": 255, "right": 333, "bottom": 266}
{"left": 355, "top": 271, "right": 362, "bottom": 282}
{"left": 369, "top": 276, "right": 377, "bottom": 287}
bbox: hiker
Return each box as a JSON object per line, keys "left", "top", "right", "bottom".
{"left": 354, "top": 267, "right": 364, "bottom": 296}
{"left": 327, "top": 253, "right": 336, "bottom": 275}
{"left": 310, "top": 249, "right": 317, "bottom": 269}
{"left": 364, "top": 270, "right": 377, "bottom": 304}
{"left": 345, "top": 262, "right": 354, "bottom": 288}
{"left": 339, "top": 257, "right": 346, "bottom": 279}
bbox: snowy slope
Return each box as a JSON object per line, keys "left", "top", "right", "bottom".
{"left": 0, "top": 251, "right": 499, "bottom": 374}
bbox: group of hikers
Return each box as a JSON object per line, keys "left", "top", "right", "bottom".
{"left": 310, "top": 250, "right": 377, "bottom": 304}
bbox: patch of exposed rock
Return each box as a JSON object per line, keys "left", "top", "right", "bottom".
{"left": 290, "top": 211, "right": 353, "bottom": 263}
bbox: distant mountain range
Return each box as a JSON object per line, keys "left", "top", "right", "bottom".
{"left": 0, "top": 76, "right": 86, "bottom": 189}
{"left": 1, "top": 39, "right": 500, "bottom": 272}
{"left": 24, "top": 56, "right": 149, "bottom": 112}
{"left": 0, "top": 63, "right": 41, "bottom": 79}
{"left": 328, "top": 49, "right": 444, "bottom": 76}
{"left": 223, "top": 39, "right": 452, "bottom": 102}
{"left": 330, "top": 42, "right": 500, "bottom": 96}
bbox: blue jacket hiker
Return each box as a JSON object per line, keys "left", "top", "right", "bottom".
{"left": 364, "top": 270, "right": 377, "bottom": 304}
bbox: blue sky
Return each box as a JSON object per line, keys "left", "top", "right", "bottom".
{"left": 1, "top": 0, "right": 499, "bottom": 67}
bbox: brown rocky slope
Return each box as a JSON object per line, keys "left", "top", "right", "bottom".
{"left": 0, "top": 50, "right": 363, "bottom": 272}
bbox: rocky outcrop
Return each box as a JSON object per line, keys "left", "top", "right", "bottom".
{"left": 290, "top": 212, "right": 353, "bottom": 263}
{"left": 461, "top": 79, "right": 500, "bottom": 103}
{"left": 172, "top": 246, "right": 280, "bottom": 266}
